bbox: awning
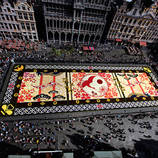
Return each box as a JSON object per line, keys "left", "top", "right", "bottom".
{"left": 140, "top": 41, "right": 147, "bottom": 46}
{"left": 116, "top": 38, "right": 122, "bottom": 42}
{"left": 83, "top": 46, "right": 89, "bottom": 51}
{"left": 89, "top": 47, "right": 94, "bottom": 51}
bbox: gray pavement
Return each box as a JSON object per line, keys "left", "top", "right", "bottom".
{"left": 1, "top": 112, "right": 158, "bottom": 153}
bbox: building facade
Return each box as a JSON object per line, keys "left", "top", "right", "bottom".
{"left": 14, "top": 0, "right": 38, "bottom": 41}
{"left": 0, "top": 0, "right": 38, "bottom": 41}
{"left": 107, "top": 0, "right": 158, "bottom": 44}
{"left": 42, "top": 0, "right": 112, "bottom": 45}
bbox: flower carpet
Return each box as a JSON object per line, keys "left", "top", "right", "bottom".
{"left": 1, "top": 64, "right": 158, "bottom": 116}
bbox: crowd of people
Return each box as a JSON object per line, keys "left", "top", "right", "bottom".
{"left": 0, "top": 111, "right": 158, "bottom": 157}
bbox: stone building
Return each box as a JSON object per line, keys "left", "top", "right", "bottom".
{"left": 107, "top": 0, "right": 158, "bottom": 44}
{"left": 0, "top": 0, "right": 38, "bottom": 41}
{"left": 14, "top": 0, "right": 38, "bottom": 41}
{"left": 0, "top": 1, "right": 22, "bottom": 40}
{"left": 42, "top": 0, "right": 112, "bottom": 45}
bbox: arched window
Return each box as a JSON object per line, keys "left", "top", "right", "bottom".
{"left": 79, "top": 34, "right": 84, "bottom": 42}
{"left": 61, "top": 32, "right": 65, "bottom": 41}
{"left": 85, "top": 34, "right": 89, "bottom": 42}
{"left": 55, "top": 32, "right": 59, "bottom": 41}
{"left": 48, "top": 31, "right": 53, "bottom": 40}
{"left": 74, "top": 22, "right": 79, "bottom": 30}
{"left": 90, "top": 35, "right": 95, "bottom": 43}
{"left": 73, "top": 33, "right": 78, "bottom": 42}
{"left": 67, "top": 33, "right": 71, "bottom": 41}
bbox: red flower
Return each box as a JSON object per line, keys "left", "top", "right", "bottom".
{"left": 17, "top": 95, "right": 25, "bottom": 103}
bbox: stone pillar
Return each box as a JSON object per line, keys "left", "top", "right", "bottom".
{"left": 78, "top": 10, "right": 83, "bottom": 44}
{"left": 71, "top": 9, "right": 76, "bottom": 43}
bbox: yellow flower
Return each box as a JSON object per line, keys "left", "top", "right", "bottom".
{"left": 40, "top": 102, "right": 45, "bottom": 106}
{"left": 14, "top": 93, "right": 18, "bottom": 97}
{"left": 44, "top": 70, "right": 48, "bottom": 72}
{"left": 18, "top": 76, "right": 23, "bottom": 80}
{"left": 107, "top": 99, "right": 110, "bottom": 102}
{"left": 134, "top": 97, "right": 138, "bottom": 101}
{"left": 116, "top": 98, "right": 120, "bottom": 102}
{"left": 28, "top": 102, "right": 32, "bottom": 106}
{"left": 16, "top": 84, "right": 20, "bottom": 88}
{"left": 53, "top": 101, "right": 57, "bottom": 105}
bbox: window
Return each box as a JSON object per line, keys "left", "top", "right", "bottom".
{"left": 24, "top": 13, "right": 28, "bottom": 20}
{"left": 31, "top": 23, "right": 35, "bottom": 30}
{"left": 5, "top": 23, "right": 8, "bottom": 29}
{"left": 29, "top": 13, "right": 33, "bottom": 20}
{"left": 2, "top": 15, "right": 5, "bottom": 20}
{"left": 7, "top": 7, "right": 11, "bottom": 12}
{"left": 124, "top": 18, "right": 128, "bottom": 23}
{"left": 0, "top": 23, "right": 4, "bottom": 29}
{"left": 34, "top": 35, "right": 37, "bottom": 39}
{"left": 17, "top": 24, "right": 20, "bottom": 30}
{"left": 10, "top": 15, "right": 13, "bottom": 21}
{"left": 13, "top": 24, "right": 16, "bottom": 29}
{"left": 138, "top": 20, "right": 142, "bottom": 25}
{"left": 133, "top": 9, "right": 137, "bottom": 16}
{"left": 18, "top": 12, "right": 23, "bottom": 19}
{"left": 6, "top": 15, "right": 9, "bottom": 20}
{"left": 22, "top": 6, "right": 26, "bottom": 10}
{"left": 21, "top": 23, "right": 25, "bottom": 29}
{"left": 14, "top": 16, "right": 17, "bottom": 21}
{"left": 26, "top": 23, "right": 30, "bottom": 30}
{"left": 9, "top": 24, "right": 12, "bottom": 29}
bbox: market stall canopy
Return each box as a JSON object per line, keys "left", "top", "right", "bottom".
{"left": 83, "top": 46, "right": 89, "bottom": 51}
{"left": 140, "top": 41, "right": 147, "bottom": 46}
{"left": 89, "top": 46, "right": 94, "bottom": 51}
{"left": 116, "top": 38, "right": 122, "bottom": 42}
